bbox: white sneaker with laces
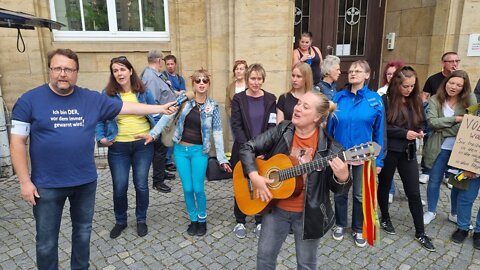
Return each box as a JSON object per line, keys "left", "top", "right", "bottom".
{"left": 332, "top": 226, "right": 344, "bottom": 241}
{"left": 254, "top": 224, "right": 262, "bottom": 238}
{"left": 352, "top": 232, "right": 367, "bottom": 248}
{"left": 423, "top": 211, "right": 436, "bottom": 225}
{"left": 419, "top": 174, "right": 429, "bottom": 184}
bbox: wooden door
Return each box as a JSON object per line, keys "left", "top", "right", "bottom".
{"left": 295, "top": 0, "right": 386, "bottom": 89}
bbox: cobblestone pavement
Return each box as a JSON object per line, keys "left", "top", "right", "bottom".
{"left": 1, "top": 165, "right": 480, "bottom": 270}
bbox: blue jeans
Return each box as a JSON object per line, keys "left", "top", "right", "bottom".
{"left": 334, "top": 165, "right": 363, "bottom": 233}
{"left": 108, "top": 140, "right": 153, "bottom": 224}
{"left": 166, "top": 146, "right": 174, "bottom": 165}
{"left": 389, "top": 180, "right": 395, "bottom": 195}
{"left": 33, "top": 181, "right": 97, "bottom": 270}
{"left": 426, "top": 149, "right": 458, "bottom": 214}
{"left": 257, "top": 207, "right": 320, "bottom": 270}
{"left": 457, "top": 177, "right": 480, "bottom": 232}
{"left": 174, "top": 143, "right": 209, "bottom": 222}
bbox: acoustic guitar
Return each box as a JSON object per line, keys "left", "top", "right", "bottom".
{"left": 233, "top": 142, "right": 381, "bottom": 215}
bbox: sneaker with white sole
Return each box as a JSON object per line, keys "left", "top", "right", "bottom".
{"left": 332, "top": 226, "right": 344, "bottom": 241}
{"left": 388, "top": 193, "right": 394, "bottom": 204}
{"left": 254, "top": 224, "right": 262, "bottom": 238}
{"left": 352, "top": 232, "right": 367, "bottom": 247}
{"left": 448, "top": 213, "right": 457, "bottom": 223}
{"left": 233, "top": 223, "right": 246, "bottom": 239}
{"left": 423, "top": 211, "right": 436, "bottom": 225}
{"left": 419, "top": 174, "right": 429, "bottom": 184}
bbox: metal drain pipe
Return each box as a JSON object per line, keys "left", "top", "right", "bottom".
{"left": 0, "top": 74, "right": 13, "bottom": 178}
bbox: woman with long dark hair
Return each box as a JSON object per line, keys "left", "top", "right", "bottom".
{"left": 96, "top": 56, "right": 157, "bottom": 238}
{"left": 377, "top": 66, "right": 435, "bottom": 251}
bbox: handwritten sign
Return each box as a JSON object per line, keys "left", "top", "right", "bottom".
{"left": 448, "top": 114, "right": 480, "bottom": 174}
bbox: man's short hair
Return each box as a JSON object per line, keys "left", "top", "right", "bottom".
{"left": 48, "top": 49, "right": 79, "bottom": 71}
{"left": 147, "top": 49, "right": 163, "bottom": 64}
{"left": 164, "top": 54, "right": 177, "bottom": 63}
{"left": 441, "top": 51, "right": 458, "bottom": 61}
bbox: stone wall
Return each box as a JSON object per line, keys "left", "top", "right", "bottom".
{"left": 381, "top": 0, "right": 480, "bottom": 88}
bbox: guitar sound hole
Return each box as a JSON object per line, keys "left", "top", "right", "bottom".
{"left": 267, "top": 170, "right": 281, "bottom": 189}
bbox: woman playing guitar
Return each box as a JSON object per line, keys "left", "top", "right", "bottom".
{"left": 238, "top": 91, "right": 351, "bottom": 269}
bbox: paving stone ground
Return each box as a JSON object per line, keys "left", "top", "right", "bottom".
{"left": 1, "top": 159, "right": 479, "bottom": 269}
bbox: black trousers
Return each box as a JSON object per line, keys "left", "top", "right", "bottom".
{"left": 234, "top": 200, "right": 262, "bottom": 225}
{"left": 152, "top": 135, "right": 167, "bottom": 185}
{"left": 377, "top": 150, "right": 425, "bottom": 235}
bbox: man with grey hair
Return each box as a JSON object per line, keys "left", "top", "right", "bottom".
{"left": 141, "top": 49, "right": 177, "bottom": 193}
{"left": 315, "top": 55, "right": 341, "bottom": 100}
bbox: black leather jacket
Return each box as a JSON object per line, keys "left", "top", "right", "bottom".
{"left": 239, "top": 121, "right": 351, "bottom": 240}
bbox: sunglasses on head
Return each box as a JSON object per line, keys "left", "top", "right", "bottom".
{"left": 194, "top": 78, "right": 210, "bottom": 84}
{"left": 111, "top": 56, "right": 127, "bottom": 63}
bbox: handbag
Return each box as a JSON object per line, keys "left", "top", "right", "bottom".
{"left": 206, "top": 157, "right": 232, "bottom": 181}
{"left": 160, "top": 104, "right": 184, "bottom": 147}
{"left": 447, "top": 172, "right": 469, "bottom": 191}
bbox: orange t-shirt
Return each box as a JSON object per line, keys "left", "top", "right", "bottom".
{"left": 276, "top": 128, "right": 319, "bottom": 212}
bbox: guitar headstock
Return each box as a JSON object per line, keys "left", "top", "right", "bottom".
{"left": 344, "top": 142, "right": 381, "bottom": 162}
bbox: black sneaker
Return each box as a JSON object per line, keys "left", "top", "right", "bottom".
{"left": 197, "top": 221, "right": 207, "bottom": 236}
{"left": 451, "top": 229, "right": 468, "bottom": 244}
{"left": 110, "top": 223, "right": 127, "bottom": 239}
{"left": 473, "top": 232, "right": 480, "bottom": 250}
{"left": 137, "top": 222, "right": 148, "bottom": 237}
{"left": 165, "top": 171, "right": 176, "bottom": 180}
{"left": 380, "top": 218, "right": 396, "bottom": 235}
{"left": 166, "top": 164, "right": 177, "bottom": 172}
{"left": 153, "top": 182, "right": 171, "bottom": 193}
{"left": 415, "top": 233, "right": 436, "bottom": 252}
{"left": 187, "top": 221, "right": 198, "bottom": 236}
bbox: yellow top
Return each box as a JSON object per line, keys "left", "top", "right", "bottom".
{"left": 116, "top": 91, "right": 150, "bottom": 142}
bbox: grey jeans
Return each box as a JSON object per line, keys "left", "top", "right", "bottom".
{"left": 257, "top": 207, "right": 320, "bottom": 270}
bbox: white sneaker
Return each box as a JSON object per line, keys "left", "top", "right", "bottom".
{"left": 233, "top": 223, "right": 246, "bottom": 239}
{"left": 352, "top": 232, "right": 367, "bottom": 248}
{"left": 254, "top": 224, "right": 262, "bottom": 238}
{"left": 448, "top": 213, "right": 457, "bottom": 223}
{"left": 332, "top": 226, "right": 344, "bottom": 241}
{"left": 419, "top": 174, "right": 429, "bottom": 184}
{"left": 388, "top": 194, "right": 394, "bottom": 204}
{"left": 423, "top": 211, "right": 436, "bottom": 225}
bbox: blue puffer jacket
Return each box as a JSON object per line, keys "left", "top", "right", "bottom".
{"left": 95, "top": 89, "right": 157, "bottom": 142}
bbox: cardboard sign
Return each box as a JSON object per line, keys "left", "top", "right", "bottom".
{"left": 448, "top": 114, "right": 480, "bottom": 174}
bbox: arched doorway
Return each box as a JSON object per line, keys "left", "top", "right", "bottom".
{"left": 294, "top": 0, "right": 386, "bottom": 89}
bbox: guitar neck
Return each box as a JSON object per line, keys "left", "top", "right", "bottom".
{"left": 278, "top": 152, "right": 345, "bottom": 181}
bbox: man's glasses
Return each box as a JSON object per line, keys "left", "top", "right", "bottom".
{"left": 443, "top": 59, "right": 461, "bottom": 64}
{"left": 111, "top": 56, "right": 128, "bottom": 63}
{"left": 194, "top": 78, "right": 210, "bottom": 84}
{"left": 49, "top": 67, "right": 77, "bottom": 75}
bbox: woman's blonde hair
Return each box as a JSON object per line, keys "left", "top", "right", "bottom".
{"left": 311, "top": 91, "right": 336, "bottom": 126}
{"left": 190, "top": 68, "right": 211, "bottom": 87}
{"left": 288, "top": 62, "right": 313, "bottom": 96}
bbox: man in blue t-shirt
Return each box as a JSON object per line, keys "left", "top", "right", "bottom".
{"left": 163, "top": 54, "right": 186, "bottom": 93}
{"left": 10, "top": 49, "right": 176, "bottom": 270}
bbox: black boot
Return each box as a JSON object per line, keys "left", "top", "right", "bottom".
{"left": 197, "top": 221, "right": 207, "bottom": 236}
{"left": 187, "top": 221, "right": 198, "bottom": 236}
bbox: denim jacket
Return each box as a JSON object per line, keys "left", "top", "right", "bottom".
{"left": 95, "top": 89, "right": 157, "bottom": 142}
{"left": 149, "top": 97, "right": 229, "bottom": 164}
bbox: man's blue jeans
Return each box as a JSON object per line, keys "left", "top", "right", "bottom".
{"left": 108, "top": 140, "right": 153, "bottom": 224}
{"left": 257, "top": 207, "right": 320, "bottom": 270}
{"left": 457, "top": 177, "right": 480, "bottom": 232}
{"left": 426, "top": 149, "right": 458, "bottom": 214}
{"left": 334, "top": 165, "right": 364, "bottom": 233}
{"left": 33, "top": 181, "right": 97, "bottom": 270}
{"left": 174, "top": 143, "right": 209, "bottom": 222}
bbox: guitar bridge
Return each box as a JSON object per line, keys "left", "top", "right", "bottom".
{"left": 247, "top": 178, "right": 254, "bottom": 200}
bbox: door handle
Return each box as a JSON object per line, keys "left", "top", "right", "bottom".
{"left": 326, "top": 45, "right": 335, "bottom": 55}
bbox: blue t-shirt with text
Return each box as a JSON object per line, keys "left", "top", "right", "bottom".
{"left": 12, "top": 84, "right": 123, "bottom": 188}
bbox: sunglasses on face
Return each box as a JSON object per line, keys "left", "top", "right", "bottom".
{"left": 194, "top": 78, "right": 210, "bottom": 84}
